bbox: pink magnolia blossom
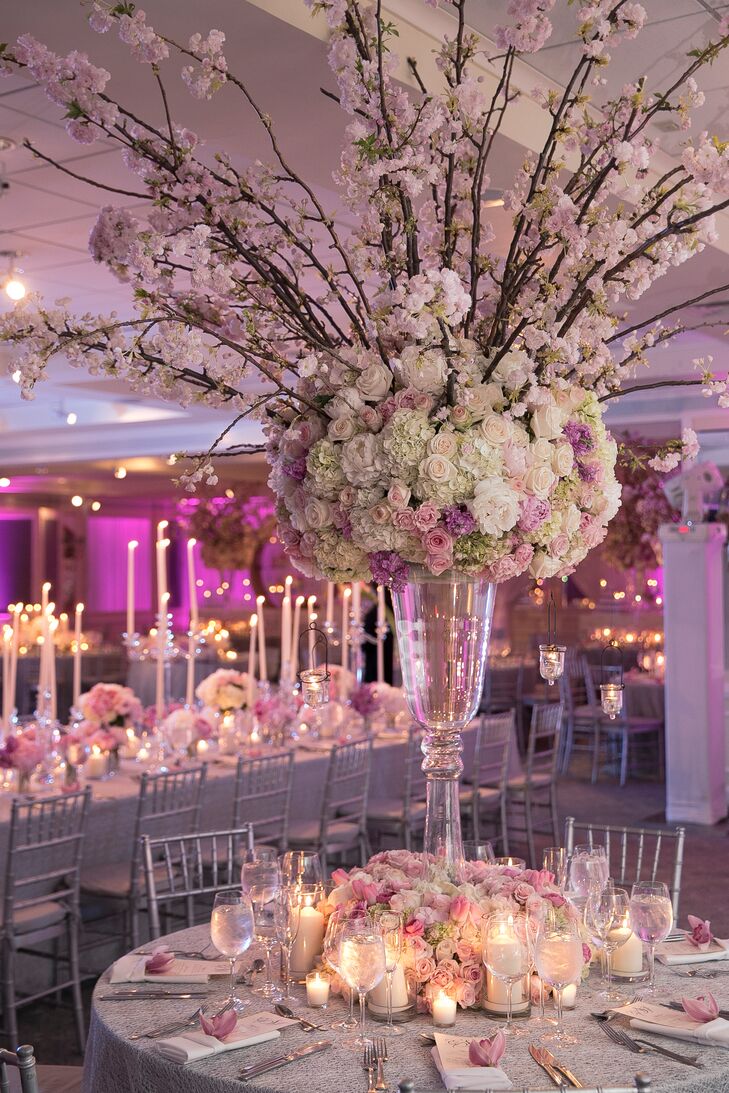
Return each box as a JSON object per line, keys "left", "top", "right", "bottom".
{"left": 145, "top": 948, "right": 175, "bottom": 975}
{"left": 682, "top": 993, "right": 719, "bottom": 1023}
{"left": 687, "top": 915, "right": 713, "bottom": 950}
{"left": 469, "top": 1031, "right": 506, "bottom": 1067}
{"left": 200, "top": 1008, "right": 238, "bottom": 1040}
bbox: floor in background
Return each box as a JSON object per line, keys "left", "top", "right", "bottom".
{"left": 15, "top": 761, "right": 729, "bottom": 1066}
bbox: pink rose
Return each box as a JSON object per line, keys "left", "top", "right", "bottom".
{"left": 426, "top": 552, "right": 453, "bottom": 576}
{"left": 405, "top": 917, "right": 424, "bottom": 937}
{"left": 488, "top": 554, "right": 519, "bottom": 582}
{"left": 455, "top": 979, "right": 478, "bottom": 1008}
{"left": 413, "top": 393, "right": 435, "bottom": 412}
{"left": 512, "top": 881, "right": 534, "bottom": 905}
{"left": 431, "top": 961, "right": 457, "bottom": 989}
{"left": 548, "top": 532, "right": 569, "bottom": 559}
{"left": 456, "top": 941, "right": 476, "bottom": 962}
{"left": 413, "top": 501, "right": 439, "bottom": 531}
{"left": 460, "top": 961, "right": 483, "bottom": 985}
{"left": 514, "top": 542, "right": 534, "bottom": 569}
{"left": 450, "top": 895, "right": 470, "bottom": 925}
{"left": 360, "top": 406, "right": 383, "bottom": 431}
{"left": 415, "top": 956, "right": 436, "bottom": 983}
{"left": 393, "top": 509, "right": 416, "bottom": 532}
{"left": 424, "top": 527, "right": 453, "bottom": 554}
{"left": 423, "top": 891, "right": 451, "bottom": 916}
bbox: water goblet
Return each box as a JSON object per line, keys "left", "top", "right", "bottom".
{"left": 535, "top": 914, "right": 584, "bottom": 1045}
{"left": 629, "top": 880, "right": 673, "bottom": 994}
{"left": 370, "top": 908, "right": 404, "bottom": 1037}
{"left": 242, "top": 854, "right": 281, "bottom": 903}
{"left": 279, "top": 850, "right": 323, "bottom": 887}
{"left": 482, "top": 912, "right": 530, "bottom": 1037}
{"left": 210, "top": 890, "right": 254, "bottom": 1013}
{"left": 323, "top": 907, "right": 359, "bottom": 1032}
{"left": 249, "top": 883, "right": 286, "bottom": 1001}
{"left": 584, "top": 885, "right": 631, "bottom": 1003}
{"left": 338, "top": 918, "right": 387, "bottom": 1049}
{"left": 569, "top": 844, "right": 608, "bottom": 898}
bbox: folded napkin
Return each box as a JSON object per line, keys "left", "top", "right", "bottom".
{"left": 618, "top": 1001, "right": 729, "bottom": 1049}
{"left": 432, "top": 1034, "right": 512, "bottom": 1091}
{"left": 656, "top": 937, "right": 729, "bottom": 965}
{"left": 157, "top": 1009, "right": 297, "bottom": 1065}
{"left": 110, "top": 953, "right": 229, "bottom": 985}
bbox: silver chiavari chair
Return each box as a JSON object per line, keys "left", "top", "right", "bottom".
{"left": 0, "top": 1044, "right": 83, "bottom": 1093}
{"left": 81, "top": 765, "right": 207, "bottom": 949}
{"left": 506, "top": 702, "right": 563, "bottom": 866}
{"left": 1, "top": 790, "right": 91, "bottom": 1054}
{"left": 397, "top": 1078, "right": 652, "bottom": 1093}
{"left": 288, "top": 738, "right": 373, "bottom": 874}
{"left": 367, "top": 726, "right": 427, "bottom": 851}
{"left": 565, "top": 816, "right": 686, "bottom": 917}
{"left": 232, "top": 751, "right": 295, "bottom": 850}
{"left": 142, "top": 826, "right": 254, "bottom": 940}
{"left": 460, "top": 712, "right": 512, "bottom": 852}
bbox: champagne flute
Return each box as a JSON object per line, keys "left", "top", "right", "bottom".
{"left": 249, "top": 883, "right": 285, "bottom": 1000}
{"left": 210, "top": 890, "right": 254, "bottom": 1013}
{"left": 584, "top": 885, "right": 631, "bottom": 1002}
{"left": 629, "top": 880, "right": 673, "bottom": 994}
{"left": 279, "top": 850, "right": 323, "bottom": 887}
{"left": 338, "top": 918, "right": 386, "bottom": 1049}
{"left": 535, "top": 914, "right": 584, "bottom": 1045}
{"left": 524, "top": 902, "right": 553, "bottom": 1029}
{"left": 542, "top": 847, "right": 568, "bottom": 890}
{"left": 371, "top": 908, "right": 404, "bottom": 1037}
{"left": 482, "top": 912, "right": 530, "bottom": 1037}
{"left": 279, "top": 888, "right": 302, "bottom": 1001}
{"left": 323, "top": 907, "right": 358, "bottom": 1031}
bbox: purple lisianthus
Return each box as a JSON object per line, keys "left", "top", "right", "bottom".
{"left": 563, "top": 420, "right": 594, "bottom": 455}
{"left": 442, "top": 505, "right": 477, "bottom": 537}
{"left": 578, "top": 460, "right": 599, "bottom": 483}
{"left": 282, "top": 457, "right": 307, "bottom": 481}
{"left": 369, "top": 550, "right": 410, "bottom": 592}
{"left": 350, "top": 684, "right": 379, "bottom": 717}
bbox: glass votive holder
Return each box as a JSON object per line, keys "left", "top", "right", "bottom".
{"left": 539, "top": 643, "right": 566, "bottom": 686}
{"left": 299, "top": 667, "right": 330, "bottom": 708}
{"left": 431, "top": 990, "right": 457, "bottom": 1027}
{"left": 305, "top": 970, "right": 330, "bottom": 1008}
{"left": 492, "top": 856, "right": 526, "bottom": 871}
{"left": 600, "top": 682, "right": 624, "bottom": 720}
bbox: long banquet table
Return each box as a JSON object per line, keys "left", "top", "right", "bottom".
{"left": 84, "top": 922, "right": 729, "bottom": 1093}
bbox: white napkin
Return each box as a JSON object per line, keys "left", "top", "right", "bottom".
{"left": 618, "top": 1001, "right": 729, "bottom": 1049}
{"left": 110, "top": 954, "right": 228, "bottom": 985}
{"left": 656, "top": 937, "right": 729, "bottom": 966}
{"left": 432, "top": 1035, "right": 512, "bottom": 1091}
{"left": 157, "top": 1009, "right": 298, "bottom": 1065}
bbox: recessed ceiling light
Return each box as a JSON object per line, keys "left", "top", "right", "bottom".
{"left": 71, "top": 495, "right": 83, "bottom": 508}
{"left": 66, "top": 411, "right": 78, "bottom": 425}
{"left": 0, "top": 478, "right": 9, "bottom": 488}
{"left": 114, "top": 466, "right": 127, "bottom": 479}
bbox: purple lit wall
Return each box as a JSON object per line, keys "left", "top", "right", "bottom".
{"left": 86, "top": 516, "right": 152, "bottom": 612}
{"left": 0, "top": 515, "right": 32, "bottom": 607}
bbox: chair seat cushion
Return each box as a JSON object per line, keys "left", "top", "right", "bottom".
{"left": 288, "top": 819, "right": 359, "bottom": 847}
{"left": 367, "top": 798, "right": 426, "bottom": 823}
{"left": 4, "top": 899, "right": 68, "bottom": 935}
{"left": 81, "top": 862, "right": 131, "bottom": 900}
{"left": 7, "top": 1066, "right": 83, "bottom": 1093}
{"left": 506, "top": 772, "right": 552, "bottom": 792}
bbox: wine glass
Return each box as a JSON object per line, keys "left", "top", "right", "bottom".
{"left": 629, "top": 880, "right": 673, "bottom": 994}
{"left": 481, "top": 912, "right": 530, "bottom": 1037}
{"left": 242, "top": 854, "right": 281, "bottom": 903}
{"left": 523, "top": 903, "right": 553, "bottom": 1029}
{"left": 542, "top": 847, "right": 568, "bottom": 890}
{"left": 584, "top": 885, "right": 631, "bottom": 1002}
{"left": 323, "top": 907, "right": 359, "bottom": 1032}
{"left": 279, "top": 850, "right": 323, "bottom": 887}
{"left": 569, "top": 844, "right": 608, "bottom": 897}
{"left": 249, "top": 883, "right": 286, "bottom": 1001}
{"left": 210, "top": 890, "right": 254, "bottom": 1013}
{"left": 462, "top": 841, "right": 495, "bottom": 863}
{"left": 338, "top": 917, "right": 386, "bottom": 1049}
{"left": 279, "top": 888, "right": 302, "bottom": 1001}
{"left": 371, "top": 908, "right": 404, "bottom": 1037}
{"left": 535, "top": 914, "right": 584, "bottom": 1045}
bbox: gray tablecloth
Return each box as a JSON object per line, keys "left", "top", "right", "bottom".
{"left": 624, "top": 679, "right": 664, "bottom": 722}
{"left": 83, "top": 922, "right": 729, "bottom": 1093}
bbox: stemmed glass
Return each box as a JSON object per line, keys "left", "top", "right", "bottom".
{"left": 323, "top": 907, "right": 359, "bottom": 1032}
{"left": 371, "top": 908, "right": 404, "bottom": 1037}
{"left": 482, "top": 913, "right": 530, "bottom": 1037}
{"left": 569, "top": 845, "right": 608, "bottom": 897}
{"left": 462, "top": 841, "right": 495, "bottom": 863}
{"left": 279, "top": 889, "right": 302, "bottom": 1001}
{"left": 210, "top": 890, "right": 254, "bottom": 1013}
{"left": 629, "top": 880, "right": 673, "bottom": 994}
{"left": 524, "top": 903, "right": 553, "bottom": 1029}
{"left": 584, "top": 885, "right": 631, "bottom": 1002}
{"left": 279, "top": 851, "right": 323, "bottom": 887}
{"left": 542, "top": 847, "right": 568, "bottom": 890}
{"left": 249, "top": 883, "right": 285, "bottom": 1001}
{"left": 338, "top": 917, "right": 387, "bottom": 1049}
{"left": 242, "top": 853, "right": 281, "bottom": 902}
{"left": 535, "top": 914, "right": 584, "bottom": 1045}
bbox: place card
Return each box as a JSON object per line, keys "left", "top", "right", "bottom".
{"left": 110, "top": 954, "right": 230, "bottom": 984}
{"left": 432, "top": 1033, "right": 512, "bottom": 1091}
{"left": 157, "top": 1010, "right": 300, "bottom": 1065}
{"left": 656, "top": 936, "right": 729, "bottom": 965}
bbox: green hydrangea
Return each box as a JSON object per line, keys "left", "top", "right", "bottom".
{"left": 381, "top": 410, "right": 435, "bottom": 482}
{"left": 306, "top": 440, "right": 345, "bottom": 499}
{"left": 453, "top": 531, "right": 507, "bottom": 570}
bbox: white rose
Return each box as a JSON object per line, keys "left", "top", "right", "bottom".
{"left": 491, "top": 349, "right": 531, "bottom": 389}
{"left": 428, "top": 431, "right": 458, "bottom": 459}
{"left": 479, "top": 414, "right": 512, "bottom": 446}
{"left": 530, "top": 438, "right": 553, "bottom": 464}
{"left": 561, "top": 504, "right": 581, "bottom": 535}
{"left": 341, "top": 433, "right": 383, "bottom": 488}
{"left": 356, "top": 362, "right": 393, "bottom": 402}
{"left": 328, "top": 416, "right": 356, "bottom": 442}
{"left": 395, "top": 346, "right": 447, "bottom": 395}
{"left": 420, "top": 454, "right": 457, "bottom": 484}
{"left": 388, "top": 481, "right": 411, "bottom": 508}
{"left": 531, "top": 403, "right": 566, "bottom": 440}
{"left": 602, "top": 480, "right": 622, "bottom": 521}
{"left": 468, "top": 480, "right": 520, "bottom": 536}
{"left": 464, "top": 382, "right": 503, "bottom": 419}
{"left": 551, "top": 440, "right": 574, "bottom": 478}
{"left": 524, "top": 464, "right": 556, "bottom": 500}
{"left": 530, "top": 551, "right": 563, "bottom": 579}
{"left": 326, "top": 391, "right": 365, "bottom": 419}
{"left": 304, "top": 497, "right": 332, "bottom": 530}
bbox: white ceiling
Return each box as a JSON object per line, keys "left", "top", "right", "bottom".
{"left": 0, "top": 0, "right": 727, "bottom": 490}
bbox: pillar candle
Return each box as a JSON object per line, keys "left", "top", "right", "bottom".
{"left": 256, "top": 596, "right": 268, "bottom": 682}
{"left": 376, "top": 585, "right": 386, "bottom": 684}
{"left": 610, "top": 929, "right": 643, "bottom": 975}
{"left": 186, "top": 538, "right": 198, "bottom": 631}
{"left": 155, "top": 592, "right": 169, "bottom": 720}
{"left": 156, "top": 518, "right": 168, "bottom": 544}
{"left": 285, "top": 574, "right": 293, "bottom": 600}
{"left": 73, "top": 603, "right": 84, "bottom": 710}
{"left": 126, "top": 540, "right": 138, "bottom": 638}
{"left": 247, "top": 613, "right": 258, "bottom": 707}
{"left": 48, "top": 616, "right": 58, "bottom": 721}
{"left": 156, "top": 538, "right": 169, "bottom": 607}
{"left": 325, "top": 582, "right": 334, "bottom": 626}
{"left": 340, "top": 588, "right": 351, "bottom": 698}
{"left": 86, "top": 745, "right": 107, "bottom": 780}
{"left": 2, "top": 626, "right": 10, "bottom": 726}
{"left": 289, "top": 902, "right": 325, "bottom": 977}
{"left": 8, "top": 604, "right": 20, "bottom": 720}
{"left": 367, "top": 962, "right": 410, "bottom": 1013}
{"left": 281, "top": 595, "right": 291, "bottom": 685}
{"left": 432, "top": 991, "right": 456, "bottom": 1027}
{"left": 185, "top": 630, "right": 195, "bottom": 707}
{"left": 41, "top": 581, "right": 50, "bottom": 615}
{"left": 291, "top": 595, "right": 304, "bottom": 681}
{"left": 307, "top": 595, "right": 316, "bottom": 665}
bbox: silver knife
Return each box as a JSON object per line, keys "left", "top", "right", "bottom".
{"left": 539, "top": 1044, "right": 583, "bottom": 1087}
{"left": 98, "top": 992, "right": 207, "bottom": 1001}
{"left": 528, "top": 1043, "right": 567, "bottom": 1087}
{"left": 238, "top": 1040, "right": 332, "bottom": 1081}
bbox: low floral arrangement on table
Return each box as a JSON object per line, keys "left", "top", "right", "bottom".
{"left": 0, "top": 730, "right": 45, "bottom": 791}
{"left": 180, "top": 493, "right": 276, "bottom": 573}
{"left": 327, "top": 850, "right": 581, "bottom": 1010}
{"left": 195, "top": 668, "right": 250, "bottom": 712}
{"left": 160, "top": 705, "right": 215, "bottom": 757}
{"left": 76, "top": 683, "right": 143, "bottom": 750}
{"left": 350, "top": 682, "right": 409, "bottom": 725}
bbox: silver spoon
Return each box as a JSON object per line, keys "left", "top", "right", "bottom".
{"left": 274, "top": 1002, "right": 326, "bottom": 1031}
{"left": 238, "top": 957, "right": 265, "bottom": 984}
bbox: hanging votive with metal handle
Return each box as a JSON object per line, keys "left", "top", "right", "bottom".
{"left": 600, "top": 640, "right": 624, "bottom": 720}
{"left": 538, "top": 592, "right": 566, "bottom": 686}
{"left": 298, "top": 623, "right": 330, "bottom": 708}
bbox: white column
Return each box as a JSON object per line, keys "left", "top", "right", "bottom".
{"left": 659, "top": 522, "right": 727, "bottom": 825}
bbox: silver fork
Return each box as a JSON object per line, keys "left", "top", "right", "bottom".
{"left": 671, "top": 967, "right": 722, "bottom": 979}
{"left": 363, "top": 1042, "right": 376, "bottom": 1093}
{"left": 374, "top": 1037, "right": 387, "bottom": 1091}
{"left": 600, "top": 1019, "right": 702, "bottom": 1067}
{"left": 128, "top": 997, "right": 234, "bottom": 1041}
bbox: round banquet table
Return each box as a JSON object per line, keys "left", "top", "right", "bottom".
{"left": 84, "top": 923, "right": 729, "bottom": 1093}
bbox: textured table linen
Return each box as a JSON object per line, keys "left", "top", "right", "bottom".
{"left": 83, "top": 924, "right": 729, "bottom": 1093}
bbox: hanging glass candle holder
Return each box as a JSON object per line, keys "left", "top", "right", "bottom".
{"left": 298, "top": 623, "right": 330, "bottom": 708}
{"left": 538, "top": 592, "right": 566, "bottom": 686}
{"left": 600, "top": 641, "right": 624, "bottom": 720}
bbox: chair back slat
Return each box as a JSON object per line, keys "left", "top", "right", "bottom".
{"left": 473, "top": 712, "right": 513, "bottom": 788}
{"left": 320, "top": 739, "right": 372, "bottom": 834}
{"left": 233, "top": 751, "right": 294, "bottom": 848}
{"left": 0, "top": 1046, "right": 40, "bottom": 1093}
{"left": 143, "top": 826, "right": 254, "bottom": 939}
{"left": 565, "top": 816, "right": 685, "bottom": 916}
{"left": 482, "top": 660, "right": 523, "bottom": 714}
{"left": 130, "top": 766, "right": 207, "bottom": 896}
{"left": 526, "top": 703, "right": 563, "bottom": 780}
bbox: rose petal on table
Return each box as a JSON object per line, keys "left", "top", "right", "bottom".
{"left": 468, "top": 1031, "right": 506, "bottom": 1067}
{"left": 682, "top": 992, "right": 719, "bottom": 1022}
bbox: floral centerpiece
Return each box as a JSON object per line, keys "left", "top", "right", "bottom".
{"left": 195, "top": 668, "right": 249, "bottom": 713}
{"left": 327, "top": 850, "right": 580, "bottom": 1011}
{"left": 601, "top": 438, "right": 681, "bottom": 574}
{"left": 160, "top": 705, "right": 215, "bottom": 758}
{"left": 77, "top": 683, "right": 143, "bottom": 747}
{"left": 0, "top": 730, "right": 45, "bottom": 792}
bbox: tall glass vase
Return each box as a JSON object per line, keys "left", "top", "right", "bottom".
{"left": 391, "top": 568, "right": 496, "bottom": 868}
